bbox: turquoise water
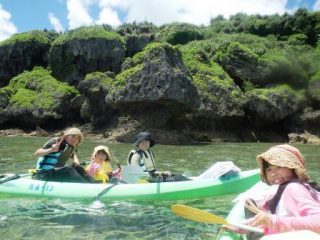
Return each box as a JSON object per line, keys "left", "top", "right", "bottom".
{"left": 0, "top": 137, "right": 319, "bottom": 240}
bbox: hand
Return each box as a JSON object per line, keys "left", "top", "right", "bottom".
{"left": 244, "top": 198, "right": 270, "bottom": 227}
{"left": 245, "top": 211, "right": 270, "bottom": 227}
{"left": 50, "top": 138, "right": 64, "bottom": 152}
{"left": 159, "top": 171, "right": 171, "bottom": 177}
{"left": 244, "top": 198, "right": 260, "bottom": 214}
{"left": 222, "top": 224, "right": 248, "bottom": 234}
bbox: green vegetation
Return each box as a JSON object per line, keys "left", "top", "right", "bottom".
{"left": 84, "top": 72, "right": 114, "bottom": 87}
{"left": 116, "top": 21, "right": 157, "bottom": 35}
{"left": 129, "top": 42, "right": 173, "bottom": 65}
{"left": 180, "top": 40, "right": 244, "bottom": 104}
{"left": 308, "top": 72, "right": 320, "bottom": 103}
{"left": 52, "top": 26, "right": 124, "bottom": 46}
{"left": 247, "top": 84, "right": 304, "bottom": 102}
{"left": 156, "top": 22, "right": 204, "bottom": 45}
{"left": 115, "top": 64, "right": 143, "bottom": 87}
{"left": 208, "top": 9, "right": 319, "bottom": 45}
{"left": 0, "top": 30, "right": 57, "bottom": 46}
{"left": 6, "top": 67, "right": 79, "bottom": 111}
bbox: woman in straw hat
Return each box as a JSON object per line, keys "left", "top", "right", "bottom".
{"left": 33, "top": 127, "right": 90, "bottom": 183}
{"left": 244, "top": 144, "right": 320, "bottom": 235}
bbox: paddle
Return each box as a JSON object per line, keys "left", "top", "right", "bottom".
{"left": 0, "top": 173, "right": 31, "bottom": 184}
{"left": 171, "top": 204, "right": 263, "bottom": 233}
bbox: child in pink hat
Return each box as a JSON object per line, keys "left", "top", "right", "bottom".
{"left": 245, "top": 144, "right": 320, "bottom": 236}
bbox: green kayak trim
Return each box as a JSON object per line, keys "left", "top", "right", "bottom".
{"left": 0, "top": 169, "right": 260, "bottom": 201}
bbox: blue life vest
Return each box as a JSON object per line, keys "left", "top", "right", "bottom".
{"left": 36, "top": 152, "right": 61, "bottom": 170}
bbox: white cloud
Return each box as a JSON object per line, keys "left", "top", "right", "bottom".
{"left": 0, "top": 4, "right": 17, "bottom": 41}
{"left": 96, "top": 7, "right": 121, "bottom": 26}
{"left": 314, "top": 0, "right": 320, "bottom": 10}
{"left": 66, "top": 0, "right": 290, "bottom": 29}
{"left": 66, "top": 0, "right": 94, "bottom": 29}
{"left": 105, "top": 0, "right": 288, "bottom": 26}
{"left": 49, "top": 13, "right": 65, "bottom": 32}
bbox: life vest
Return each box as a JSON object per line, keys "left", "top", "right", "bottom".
{"left": 36, "top": 138, "right": 75, "bottom": 170}
{"left": 36, "top": 152, "right": 61, "bottom": 170}
{"left": 127, "top": 149, "right": 156, "bottom": 173}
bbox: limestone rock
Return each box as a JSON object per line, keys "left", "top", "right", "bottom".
{"left": 0, "top": 30, "right": 56, "bottom": 87}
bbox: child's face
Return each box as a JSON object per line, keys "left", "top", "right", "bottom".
{"left": 265, "top": 164, "right": 295, "bottom": 185}
{"left": 138, "top": 139, "right": 150, "bottom": 150}
{"left": 65, "top": 134, "right": 81, "bottom": 147}
{"left": 95, "top": 151, "right": 108, "bottom": 162}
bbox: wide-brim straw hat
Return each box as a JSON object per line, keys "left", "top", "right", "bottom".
{"left": 64, "top": 127, "right": 84, "bottom": 144}
{"left": 133, "top": 132, "right": 155, "bottom": 148}
{"left": 93, "top": 145, "right": 111, "bottom": 160}
{"left": 256, "top": 144, "right": 309, "bottom": 185}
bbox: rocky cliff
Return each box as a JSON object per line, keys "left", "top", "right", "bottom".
{"left": 0, "top": 20, "right": 319, "bottom": 144}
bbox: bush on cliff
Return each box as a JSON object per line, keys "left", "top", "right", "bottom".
{"left": 1, "top": 67, "right": 79, "bottom": 127}
{"left": 156, "top": 23, "right": 204, "bottom": 45}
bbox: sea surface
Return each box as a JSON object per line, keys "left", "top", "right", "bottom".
{"left": 0, "top": 137, "right": 319, "bottom": 240}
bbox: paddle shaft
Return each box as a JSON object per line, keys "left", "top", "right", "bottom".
{"left": 171, "top": 204, "right": 263, "bottom": 234}
{"left": 0, "top": 173, "right": 31, "bottom": 184}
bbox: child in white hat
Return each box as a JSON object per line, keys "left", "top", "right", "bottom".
{"left": 85, "top": 146, "right": 113, "bottom": 183}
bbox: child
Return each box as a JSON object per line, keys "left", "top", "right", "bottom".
{"left": 34, "top": 127, "right": 90, "bottom": 183}
{"left": 86, "top": 145, "right": 120, "bottom": 183}
{"left": 244, "top": 144, "right": 320, "bottom": 235}
{"left": 127, "top": 132, "right": 157, "bottom": 176}
{"left": 127, "top": 132, "right": 189, "bottom": 182}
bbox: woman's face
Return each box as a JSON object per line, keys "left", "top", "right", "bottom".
{"left": 138, "top": 139, "right": 150, "bottom": 150}
{"left": 265, "top": 164, "right": 296, "bottom": 185}
{"left": 65, "top": 134, "right": 81, "bottom": 147}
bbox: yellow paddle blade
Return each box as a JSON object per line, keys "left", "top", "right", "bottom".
{"left": 171, "top": 204, "right": 228, "bottom": 225}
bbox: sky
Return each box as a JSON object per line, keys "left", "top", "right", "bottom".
{"left": 0, "top": 0, "right": 320, "bottom": 41}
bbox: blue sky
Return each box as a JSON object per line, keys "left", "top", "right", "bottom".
{"left": 0, "top": 0, "right": 319, "bottom": 41}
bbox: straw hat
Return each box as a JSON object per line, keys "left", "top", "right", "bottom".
{"left": 256, "top": 144, "right": 309, "bottom": 185}
{"left": 93, "top": 145, "right": 111, "bottom": 160}
{"left": 133, "top": 132, "right": 155, "bottom": 147}
{"left": 64, "top": 127, "right": 84, "bottom": 144}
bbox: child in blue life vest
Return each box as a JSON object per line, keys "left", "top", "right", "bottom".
{"left": 85, "top": 145, "right": 116, "bottom": 183}
{"left": 34, "top": 127, "right": 90, "bottom": 183}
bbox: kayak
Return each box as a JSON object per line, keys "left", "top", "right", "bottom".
{"left": 217, "top": 181, "right": 269, "bottom": 240}
{"left": 0, "top": 169, "right": 259, "bottom": 201}
{"left": 261, "top": 230, "right": 320, "bottom": 240}
{"left": 217, "top": 181, "right": 320, "bottom": 240}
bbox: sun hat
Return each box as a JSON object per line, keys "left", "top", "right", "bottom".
{"left": 93, "top": 145, "right": 111, "bottom": 160}
{"left": 256, "top": 144, "right": 309, "bottom": 185}
{"left": 133, "top": 132, "right": 155, "bottom": 148}
{"left": 64, "top": 127, "right": 84, "bottom": 144}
